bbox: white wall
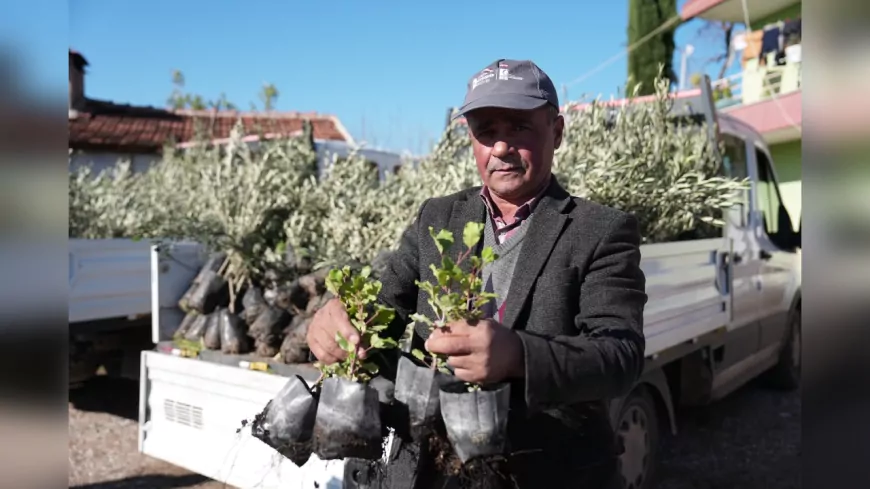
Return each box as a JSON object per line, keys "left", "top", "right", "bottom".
{"left": 70, "top": 151, "right": 160, "bottom": 176}
{"left": 69, "top": 141, "right": 419, "bottom": 182}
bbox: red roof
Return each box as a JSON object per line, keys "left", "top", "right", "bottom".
{"left": 69, "top": 99, "right": 352, "bottom": 153}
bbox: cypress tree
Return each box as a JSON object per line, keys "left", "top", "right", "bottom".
{"left": 627, "top": 0, "right": 678, "bottom": 95}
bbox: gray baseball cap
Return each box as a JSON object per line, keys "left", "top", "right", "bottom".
{"left": 453, "top": 59, "right": 560, "bottom": 120}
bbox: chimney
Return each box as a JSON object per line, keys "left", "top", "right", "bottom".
{"left": 69, "top": 49, "right": 88, "bottom": 114}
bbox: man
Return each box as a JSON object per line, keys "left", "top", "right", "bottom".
{"left": 307, "top": 59, "right": 648, "bottom": 489}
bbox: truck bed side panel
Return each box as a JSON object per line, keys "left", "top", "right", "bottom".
{"left": 69, "top": 239, "right": 154, "bottom": 324}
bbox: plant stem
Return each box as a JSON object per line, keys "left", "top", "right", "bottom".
{"left": 348, "top": 348, "right": 358, "bottom": 380}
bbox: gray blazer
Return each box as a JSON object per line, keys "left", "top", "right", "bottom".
{"left": 372, "top": 176, "right": 647, "bottom": 488}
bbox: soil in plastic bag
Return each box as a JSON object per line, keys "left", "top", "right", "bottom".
{"left": 420, "top": 434, "right": 515, "bottom": 489}
{"left": 174, "top": 311, "right": 200, "bottom": 339}
{"left": 186, "top": 269, "right": 229, "bottom": 314}
{"left": 202, "top": 311, "right": 222, "bottom": 350}
{"left": 254, "top": 339, "right": 280, "bottom": 358}
{"left": 298, "top": 272, "right": 326, "bottom": 299}
{"left": 183, "top": 313, "right": 209, "bottom": 342}
{"left": 312, "top": 377, "right": 383, "bottom": 461}
{"left": 272, "top": 280, "right": 310, "bottom": 314}
{"left": 249, "top": 305, "right": 291, "bottom": 340}
{"left": 439, "top": 381, "right": 510, "bottom": 464}
{"left": 250, "top": 375, "right": 318, "bottom": 467}
{"left": 241, "top": 286, "right": 268, "bottom": 325}
{"left": 394, "top": 354, "right": 449, "bottom": 441}
{"left": 219, "top": 309, "right": 250, "bottom": 354}
{"left": 305, "top": 292, "right": 333, "bottom": 316}
{"left": 279, "top": 315, "right": 311, "bottom": 364}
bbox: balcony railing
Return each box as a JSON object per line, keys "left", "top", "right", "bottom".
{"left": 710, "top": 44, "right": 802, "bottom": 110}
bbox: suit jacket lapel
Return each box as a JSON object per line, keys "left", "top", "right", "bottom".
{"left": 500, "top": 179, "right": 572, "bottom": 329}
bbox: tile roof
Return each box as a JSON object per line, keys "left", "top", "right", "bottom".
{"left": 69, "top": 98, "right": 352, "bottom": 153}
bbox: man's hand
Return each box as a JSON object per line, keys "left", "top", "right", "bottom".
{"left": 425, "top": 319, "right": 525, "bottom": 384}
{"left": 306, "top": 298, "right": 366, "bottom": 365}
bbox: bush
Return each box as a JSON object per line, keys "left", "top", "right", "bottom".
{"left": 69, "top": 76, "right": 745, "bottom": 272}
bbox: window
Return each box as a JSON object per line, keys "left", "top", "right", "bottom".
{"left": 755, "top": 149, "right": 782, "bottom": 235}
{"left": 755, "top": 148, "right": 798, "bottom": 250}
{"left": 720, "top": 134, "right": 751, "bottom": 226}
{"left": 721, "top": 135, "right": 749, "bottom": 180}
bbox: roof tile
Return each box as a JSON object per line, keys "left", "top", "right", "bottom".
{"left": 69, "top": 99, "right": 349, "bottom": 152}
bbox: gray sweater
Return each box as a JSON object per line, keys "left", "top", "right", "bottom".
{"left": 480, "top": 210, "right": 533, "bottom": 322}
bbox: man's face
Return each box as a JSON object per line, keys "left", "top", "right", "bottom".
{"left": 466, "top": 105, "right": 564, "bottom": 201}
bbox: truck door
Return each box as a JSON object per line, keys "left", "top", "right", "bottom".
{"left": 752, "top": 146, "right": 797, "bottom": 351}
{"left": 717, "top": 133, "right": 762, "bottom": 371}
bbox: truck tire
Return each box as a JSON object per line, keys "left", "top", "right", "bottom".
{"left": 615, "top": 386, "right": 660, "bottom": 489}
{"left": 766, "top": 306, "right": 801, "bottom": 390}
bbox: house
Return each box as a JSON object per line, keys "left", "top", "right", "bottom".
{"left": 68, "top": 50, "right": 406, "bottom": 179}
{"left": 681, "top": 0, "right": 802, "bottom": 227}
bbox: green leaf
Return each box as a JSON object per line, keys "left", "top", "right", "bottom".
{"left": 463, "top": 222, "right": 485, "bottom": 250}
{"left": 481, "top": 246, "right": 497, "bottom": 265}
{"left": 429, "top": 227, "right": 454, "bottom": 255}
{"left": 370, "top": 305, "right": 396, "bottom": 325}
{"left": 326, "top": 269, "right": 343, "bottom": 294}
{"left": 335, "top": 332, "right": 352, "bottom": 352}
{"left": 363, "top": 362, "right": 380, "bottom": 375}
{"left": 411, "top": 348, "right": 427, "bottom": 362}
{"left": 360, "top": 265, "right": 372, "bottom": 279}
{"left": 410, "top": 313, "right": 433, "bottom": 325}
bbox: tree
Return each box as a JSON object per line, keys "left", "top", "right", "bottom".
{"left": 167, "top": 69, "right": 238, "bottom": 111}
{"left": 695, "top": 20, "right": 736, "bottom": 80}
{"left": 259, "top": 83, "right": 279, "bottom": 111}
{"left": 627, "top": 0, "right": 678, "bottom": 95}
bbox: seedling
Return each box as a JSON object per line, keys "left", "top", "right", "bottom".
{"left": 315, "top": 265, "right": 398, "bottom": 383}
{"left": 409, "top": 222, "right": 498, "bottom": 389}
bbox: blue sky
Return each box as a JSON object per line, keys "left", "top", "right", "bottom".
{"left": 59, "top": 0, "right": 740, "bottom": 155}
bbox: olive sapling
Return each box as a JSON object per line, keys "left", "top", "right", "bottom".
{"left": 311, "top": 264, "right": 398, "bottom": 460}
{"left": 315, "top": 265, "right": 398, "bottom": 383}
{"left": 410, "top": 222, "right": 498, "bottom": 391}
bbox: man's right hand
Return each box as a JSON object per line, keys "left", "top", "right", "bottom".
{"left": 306, "top": 298, "right": 364, "bottom": 365}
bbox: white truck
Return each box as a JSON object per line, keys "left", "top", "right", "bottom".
{"left": 137, "top": 81, "right": 802, "bottom": 489}
{"left": 69, "top": 238, "right": 156, "bottom": 386}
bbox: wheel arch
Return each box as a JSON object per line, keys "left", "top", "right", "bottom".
{"left": 611, "top": 367, "right": 677, "bottom": 437}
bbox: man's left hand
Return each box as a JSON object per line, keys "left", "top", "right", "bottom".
{"left": 425, "top": 319, "right": 525, "bottom": 384}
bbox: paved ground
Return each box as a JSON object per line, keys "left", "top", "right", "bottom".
{"left": 69, "top": 376, "right": 799, "bottom": 489}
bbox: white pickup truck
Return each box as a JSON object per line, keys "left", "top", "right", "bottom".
{"left": 137, "top": 83, "right": 802, "bottom": 489}
{"left": 69, "top": 238, "right": 157, "bottom": 386}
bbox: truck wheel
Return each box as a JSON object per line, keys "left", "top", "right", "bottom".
{"left": 616, "top": 387, "right": 660, "bottom": 489}
{"left": 766, "top": 307, "right": 801, "bottom": 390}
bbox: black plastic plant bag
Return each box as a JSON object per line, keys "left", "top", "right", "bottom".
{"left": 279, "top": 315, "right": 311, "bottom": 364}
{"left": 174, "top": 311, "right": 199, "bottom": 339}
{"left": 394, "top": 354, "right": 449, "bottom": 441}
{"left": 241, "top": 286, "right": 267, "bottom": 325}
{"left": 179, "top": 253, "right": 227, "bottom": 311}
{"left": 183, "top": 313, "right": 209, "bottom": 341}
{"left": 186, "top": 269, "right": 228, "bottom": 314}
{"left": 312, "top": 377, "right": 383, "bottom": 461}
{"left": 202, "top": 311, "right": 222, "bottom": 350}
{"left": 439, "top": 381, "right": 511, "bottom": 464}
{"left": 250, "top": 375, "right": 318, "bottom": 467}
{"left": 249, "top": 305, "right": 291, "bottom": 341}
{"left": 219, "top": 309, "right": 249, "bottom": 354}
